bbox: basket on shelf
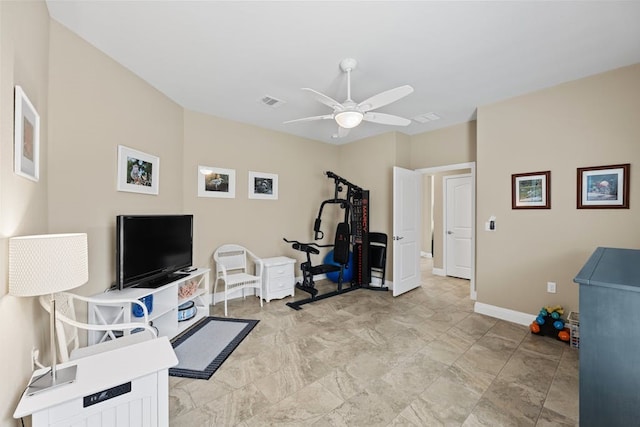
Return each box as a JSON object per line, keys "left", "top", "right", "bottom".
{"left": 177, "top": 301, "right": 197, "bottom": 322}
{"left": 568, "top": 311, "right": 579, "bottom": 349}
{"left": 178, "top": 280, "right": 199, "bottom": 299}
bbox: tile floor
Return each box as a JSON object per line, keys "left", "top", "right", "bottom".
{"left": 169, "top": 259, "right": 579, "bottom": 426}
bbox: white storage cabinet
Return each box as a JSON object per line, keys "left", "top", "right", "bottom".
{"left": 88, "top": 268, "right": 210, "bottom": 344}
{"left": 261, "top": 257, "right": 296, "bottom": 302}
{"left": 14, "top": 337, "right": 177, "bottom": 427}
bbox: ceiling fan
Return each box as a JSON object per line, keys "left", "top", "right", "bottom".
{"left": 284, "top": 58, "right": 414, "bottom": 138}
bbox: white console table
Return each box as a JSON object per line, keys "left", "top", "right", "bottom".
{"left": 14, "top": 337, "right": 178, "bottom": 427}
{"left": 88, "top": 268, "right": 210, "bottom": 344}
{"left": 262, "top": 257, "right": 296, "bottom": 302}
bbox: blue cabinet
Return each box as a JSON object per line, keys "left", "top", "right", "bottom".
{"left": 574, "top": 247, "right": 640, "bottom": 426}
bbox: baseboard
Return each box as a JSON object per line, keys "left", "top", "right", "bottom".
{"left": 474, "top": 302, "right": 536, "bottom": 326}
{"left": 432, "top": 268, "right": 445, "bottom": 276}
{"left": 212, "top": 274, "right": 388, "bottom": 304}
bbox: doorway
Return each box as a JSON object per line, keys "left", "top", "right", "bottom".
{"left": 416, "top": 162, "right": 476, "bottom": 299}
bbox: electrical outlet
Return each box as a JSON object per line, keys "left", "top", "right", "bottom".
{"left": 547, "top": 282, "right": 557, "bottom": 293}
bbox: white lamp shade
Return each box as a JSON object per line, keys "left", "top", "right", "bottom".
{"left": 335, "top": 111, "right": 364, "bottom": 129}
{"left": 9, "top": 233, "right": 88, "bottom": 297}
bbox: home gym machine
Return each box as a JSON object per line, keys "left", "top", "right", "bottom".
{"left": 283, "top": 171, "right": 388, "bottom": 310}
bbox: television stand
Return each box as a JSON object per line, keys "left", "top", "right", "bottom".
{"left": 87, "top": 268, "right": 210, "bottom": 345}
{"left": 138, "top": 272, "right": 189, "bottom": 289}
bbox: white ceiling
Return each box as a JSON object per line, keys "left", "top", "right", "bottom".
{"left": 45, "top": 1, "right": 640, "bottom": 145}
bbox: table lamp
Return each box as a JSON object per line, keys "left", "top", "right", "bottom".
{"left": 9, "top": 233, "right": 88, "bottom": 395}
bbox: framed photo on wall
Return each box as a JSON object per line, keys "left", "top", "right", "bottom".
{"left": 198, "top": 165, "right": 236, "bottom": 198}
{"left": 14, "top": 86, "right": 40, "bottom": 182}
{"left": 577, "top": 163, "right": 630, "bottom": 209}
{"left": 117, "top": 145, "right": 159, "bottom": 195}
{"left": 248, "top": 171, "right": 278, "bottom": 200}
{"left": 512, "top": 171, "right": 551, "bottom": 209}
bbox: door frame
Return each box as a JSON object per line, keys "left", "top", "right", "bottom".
{"left": 415, "top": 162, "right": 476, "bottom": 300}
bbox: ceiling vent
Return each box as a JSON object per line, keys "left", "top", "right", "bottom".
{"left": 412, "top": 112, "right": 441, "bottom": 123}
{"left": 259, "top": 95, "right": 285, "bottom": 108}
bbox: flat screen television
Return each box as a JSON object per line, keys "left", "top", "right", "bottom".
{"left": 116, "top": 214, "right": 193, "bottom": 290}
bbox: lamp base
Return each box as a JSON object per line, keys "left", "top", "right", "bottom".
{"left": 26, "top": 365, "right": 77, "bottom": 396}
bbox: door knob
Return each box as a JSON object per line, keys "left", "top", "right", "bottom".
{"left": 393, "top": 236, "right": 404, "bottom": 241}
{"left": 447, "top": 231, "right": 454, "bottom": 235}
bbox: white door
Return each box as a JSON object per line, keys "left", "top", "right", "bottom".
{"left": 445, "top": 175, "right": 472, "bottom": 279}
{"left": 392, "top": 166, "right": 422, "bottom": 296}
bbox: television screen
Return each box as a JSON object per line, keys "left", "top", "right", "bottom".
{"left": 116, "top": 215, "right": 193, "bottom": 289}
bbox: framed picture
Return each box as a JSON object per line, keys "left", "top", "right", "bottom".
{"left": 198, "top": 165, "right": 236, "bottom": 198}
{"left": 577, "top": 163, "right": 629, "bottom": 209}
{"left": 117, "top": 145, "right": 159, "bottom": 195}
{"left": 14, "top": 86, "right": 40, "bottom": 182}
{"left": 512, "top": 171, "right": 551, "bottom": 209}
{"left": 248, "top": 171, "right": 278, "bottom": 200}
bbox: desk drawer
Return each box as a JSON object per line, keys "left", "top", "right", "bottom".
{"left": 266, "top": 263, "right": 294, "bottom": 281}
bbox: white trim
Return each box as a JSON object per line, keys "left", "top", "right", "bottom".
{"left": 420, "top": 251, "right": 433, "bottom": 258}
{"left": 474, "top": 302, "right": 536, "bottom": 326}
{"left": 432, "top": 268, "right": 445, "bottom": 276}
{"left": 415, "top": 162, "right": 474, "bottom": 175}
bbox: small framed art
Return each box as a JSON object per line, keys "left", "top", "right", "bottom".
{"left": 198, "top": 166, "right": 236, "bottom": 198}
{"left": 577, "top": 163, "right": 629, "bottom": 209}
{"left": 117, "top": 145, "right": 159, "bottom": 195}
{"left": 512, "top": 171, "right": 551, "bottom": 209}
{"left": 248, "top": 171, "right": 278, "bottom": 200}
{"left": 14, "top": 86, "right": 40, "bottom": 182}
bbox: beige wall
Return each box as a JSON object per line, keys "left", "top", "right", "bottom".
{"left": 410, "top": 121, "right": 477, "bottom": 169}
{"left": 421, "top": 174, "right": 433, "bottom": 256}
{"left": 0, "top": 1, "right": 50, "bottom": 425}
{"left": 476, "top": 63, "right": 640, "bottom": 316}
{"left": 410, "top": 121, "right": 477, "bottom": 269}
{"left": 48, "top": 20, "right": 185, "bottom": 297}
{"left": 336, "top": 132, "right": 411, "bottom": 280}
{"left": 182, "top": 111, "right": 337, "bottom": 272}
{"left": 337, "top": 132, "right": 396, "bottom": 234}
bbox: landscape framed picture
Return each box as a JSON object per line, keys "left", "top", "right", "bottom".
{"left": 577, "top": 163, "right": 629, "bottom": 209}
{"left": 248, "top": 171, "right": 278, "bottom": 200}
{"left": 117, "top": 145, "right": 159, "bottom": 195}
{"left": 198, "top": 165, "right": 236, "bottom": 198}
{"left": 512, "top": 171, "right": 551, "bottom": 209}
{"left": 14, "top": 86, "right": 40, "bottom": 182}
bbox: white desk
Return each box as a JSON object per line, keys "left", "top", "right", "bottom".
{"left": 14, "top": 337, "right": 178, "bottom": 427}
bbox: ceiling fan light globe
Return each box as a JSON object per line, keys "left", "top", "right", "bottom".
{"left": 335, "top": 111, "right": 363, "bottom": 129}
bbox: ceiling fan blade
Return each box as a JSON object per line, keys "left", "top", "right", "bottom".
{"left": 283, "top": 114, "right": 334, "bottom": 125}
{"left": 357, "top": 85, "right": 414, "bottom": 112}
{"left": 363, "top": 112, "right": 411, "bottom": 126}
{"left": 302, "top": 88, "right": 345, "bottom": 111}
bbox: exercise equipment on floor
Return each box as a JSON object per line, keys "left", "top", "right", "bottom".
{"left": 284, "top": 171, "right": 388, "bottom": 310}
{"left": 529, "top": 305, "right": 570, "bottom": 343}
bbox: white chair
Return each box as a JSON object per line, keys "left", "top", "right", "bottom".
{"left": 213, "top": 244, "right": 264, "bottom": 316}
{"left": 39, "top": 292, "right": 157, "bottom": 362}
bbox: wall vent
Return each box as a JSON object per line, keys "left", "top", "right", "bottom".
{"left": 413, "top": 112, "right": 441, "bottom": 123}
{"left": 259, "top": 95, "right": 285, "bottom": 108}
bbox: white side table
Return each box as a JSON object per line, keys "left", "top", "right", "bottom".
{"left": 262, "top": 257, "right": 296, "bottom": 302}
{"left": 14, "top": 337, "right": 177, "bottom": 427}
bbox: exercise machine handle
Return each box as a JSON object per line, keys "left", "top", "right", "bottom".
{"left": 314, "top": 219, "right": 324, "bottom": 240}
